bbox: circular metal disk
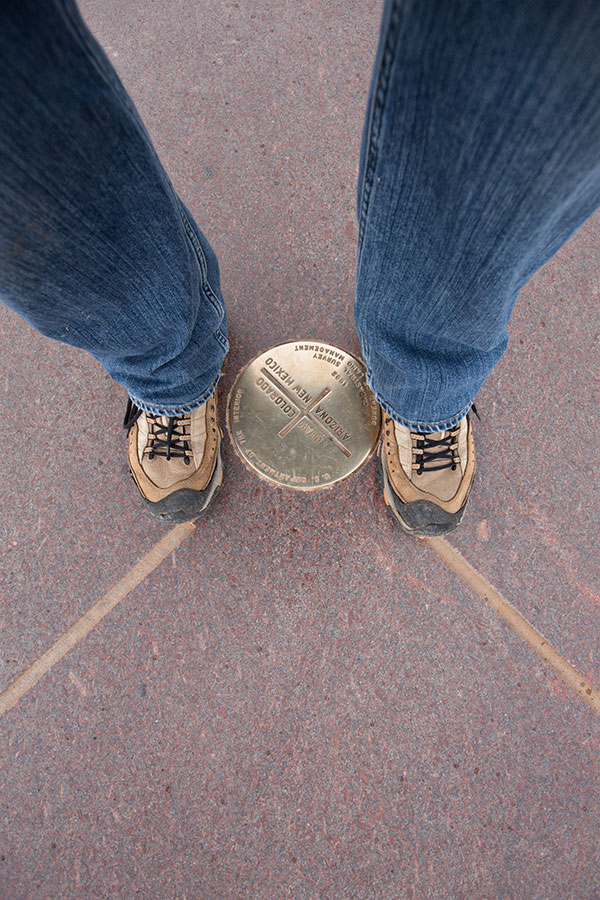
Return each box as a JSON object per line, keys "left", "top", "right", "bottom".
{"left": 227, "top": 341, "right": 381, "bottom": 491}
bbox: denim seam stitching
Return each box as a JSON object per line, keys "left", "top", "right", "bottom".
{"left": 357, "top": 0, "right": 402, "bottom": 254}
{"left": 177, "top": 203, "right": 227, "bottom": 325}
{"left": 63, "top": 3, "right": 226, "bottom": 348}
{"left": 61, "top": 2, "right": 146, "bottom": 126}
{"left": 61, "top": 0, "right": 194, "bottom": 262}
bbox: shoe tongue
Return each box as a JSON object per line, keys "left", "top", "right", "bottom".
{"left": 428, "top": 429, "right": 447, "bottom": 440}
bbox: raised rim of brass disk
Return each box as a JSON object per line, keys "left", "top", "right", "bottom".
{"left": 226, "top": 340, "right": 381, "bottom": 491}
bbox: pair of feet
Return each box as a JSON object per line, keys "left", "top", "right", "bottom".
{"left": 124, "top": 391, "right": 476, "bottom": 536}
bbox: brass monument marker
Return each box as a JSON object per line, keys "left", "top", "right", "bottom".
{"left": 227, "top": 341, "right": 381, "bottom": 491}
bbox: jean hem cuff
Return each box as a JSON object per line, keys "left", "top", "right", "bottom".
{"left": 128, "top": 372, "right": 220, "bottom": 417}
{"left": 374, "top": 394, "right": 473, "bottom": 433}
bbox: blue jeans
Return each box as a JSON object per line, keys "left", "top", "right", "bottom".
{"left": 0, "top": 0, "right": 227, "bottom": 417}
{"left": 1, "top": 0, "right": 600, "bottom": 426}
{"left": 356, "top": 0, "right": 600, "bottom": 431}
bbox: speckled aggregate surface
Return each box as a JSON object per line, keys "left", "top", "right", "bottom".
{"left": 0, "top": 2, "right": 598, "bottom": 899}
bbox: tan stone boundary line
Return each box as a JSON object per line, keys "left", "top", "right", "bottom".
{"left": 1, "top": 522, "right": 598, "bottom": 719}
{"left": 426, "top": 536, "right": 600, "bottom": 715}
{"left": 0, "top": 522, "right": 195, "bottom": 719}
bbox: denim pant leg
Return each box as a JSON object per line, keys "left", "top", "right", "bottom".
{"left": 355, "top": 0, "right": 600, "bottom": 432}
{"left": 0, "top": 0, "right": 227, "bottom": 417}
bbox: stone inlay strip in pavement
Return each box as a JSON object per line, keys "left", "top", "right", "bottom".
{"left": 1, "top": 521, "right": 598, "bottom": 719}
{"left": 426, "top": 536, "right": 600, "bottom": 715}
{"left": 0, "top": 521, "right": 195, "bottom": 718}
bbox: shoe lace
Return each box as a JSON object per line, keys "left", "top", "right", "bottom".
{"left": 124, "top": 399, "right": 192, "bottom": 465}
{"left": 412, "top": 425, "right": 460, "bottom": 476}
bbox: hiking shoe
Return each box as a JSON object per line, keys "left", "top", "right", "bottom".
{"left": 124, "top": 390, "right": 224, "bottom": 523}
{"left": 379, "top": 413, "right": 475, "bottom": 537}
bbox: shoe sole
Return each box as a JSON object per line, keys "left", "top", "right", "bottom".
{"left": 139, "top": 438, "right": 225, "bottom": 524}
{"left": 378, "top": 451, "right": 468, "bottom": 537}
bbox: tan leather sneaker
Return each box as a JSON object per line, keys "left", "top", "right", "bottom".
{"left": 124, "top": 390, "right": 223, "bottom": 523}
{"left": 379, "top": 414, "right": 475, "bottom": 536}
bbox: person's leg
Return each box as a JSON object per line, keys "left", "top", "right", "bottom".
{"left": 0, "top": 0, "right": 228, "bottom": 520}
{"left": 355, "top": 0, "right": 600, "bottom": 534}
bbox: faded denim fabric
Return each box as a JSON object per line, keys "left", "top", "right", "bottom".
{"left": 356, "top": 0, "right": 600, "bottom": 431}
{"left": 0, "top": 0, "right": 227, "bottom": 417}
{"left": 1, "top": 0, "right": 600, "bottom": 428}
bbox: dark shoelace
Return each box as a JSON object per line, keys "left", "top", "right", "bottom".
{"left": 412, "top": 427, "right": 460, "bottom": 475}
{"left": 124, "top": 399, "right": 192, "bottom": 464}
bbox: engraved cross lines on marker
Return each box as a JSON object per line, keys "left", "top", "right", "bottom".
{"left": 260, "top": 368, "right": 352, "bottom": 459}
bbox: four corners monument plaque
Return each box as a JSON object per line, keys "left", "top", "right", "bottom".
{"left": 227, "top": 341, "right": 381, "bottom": 491}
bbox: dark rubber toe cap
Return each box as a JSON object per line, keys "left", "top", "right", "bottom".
{"left": 378, "top": 453, "right": 468, "bottom": 537}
